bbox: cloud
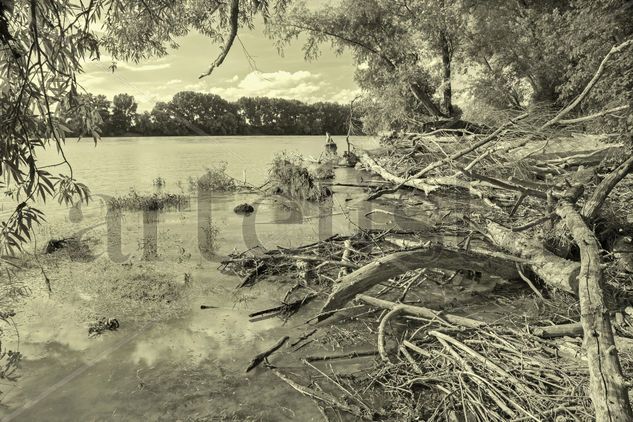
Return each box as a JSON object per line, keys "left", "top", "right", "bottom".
{"left": 210, "top": 70, "right": 356, "bottom": 104}
{"left": 114, "top": 62, "right": 172, "bottom": 72}
{"left": 166, "top": 79, "right": 183, "bottom": 85}
{"left": 77, "top": 73, "right": 105, "bottom": 89}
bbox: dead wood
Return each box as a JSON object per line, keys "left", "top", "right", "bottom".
{"left": 558, "top": 105, "right": 630, "bottom": 125}
{"left": 268, "top": 367, "right": 371, "bottom": 419}
{"left": 532, "top": 322, "right": 584, "bottom": 338}
{"left": 582, "top": 154, "right": 633, "bottom": 221}
{"left": 542, "top": 145, "right": 622, "bottom": 169}
{"left": 290, "top": 328, "right": 318, "bottom": 347}
{"left": 366, "top": 115, "right": 528, "bottom": 200}
{"left": 249, "top": 294, "right": 317, "bottom": 320}
{"left": 246, "top": 336, "right": 289, "bottom": 372}
{"left": 541, "top": 38, "right": 633, "bottom": 129}
{"left": 304, "top": 350, "right": 379, "bottom": 362}
{"left": 237, "top": 262, "right": 267, "bottom": 288}
{"left": 317, "top": 242, "right": 524, "bottom": 319}
{"left": 357, "top": 294, "right": 484, "bottom": 329}
{"left": 396, "top": 114, "right": 529, "bottom": 181}
{"left": 556, "top": 201, "right": 633, "bottom": 421}
{"left": 485, "top": 221, "right": 580, "bottom": 294}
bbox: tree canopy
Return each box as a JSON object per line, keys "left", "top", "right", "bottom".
{"left": 67, "top": 92, "right": 351, "bottom": 137}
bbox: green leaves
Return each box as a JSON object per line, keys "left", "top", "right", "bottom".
{"left": 54, "top": 175, "right": 91, "bottom": 206}
{"left": 1, "top": 203, "right": 45, "bottom": 255}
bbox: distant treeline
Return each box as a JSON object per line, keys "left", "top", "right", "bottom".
{"left": 69, "top": 92, "right": 353, "bottom": 137}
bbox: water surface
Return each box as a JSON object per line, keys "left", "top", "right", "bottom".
{"left": 1, "top": 135, "right": 384, "bottom": 421}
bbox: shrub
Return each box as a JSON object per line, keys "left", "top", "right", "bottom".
{"left": 267, "top": 152, "right": 331, "bottom": 201}
{"left": 188, "top": 162, "right": 238, "bottom": 193}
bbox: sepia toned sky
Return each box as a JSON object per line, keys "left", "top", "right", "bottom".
{"left": 79, "top": 22, "right": 361, "bottom": 111}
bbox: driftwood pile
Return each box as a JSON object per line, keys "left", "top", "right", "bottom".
{"left": 226, "top": 41, "right": 633, "bottom": 421}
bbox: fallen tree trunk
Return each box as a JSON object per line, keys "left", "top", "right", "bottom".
{"left": 359, "top": 151, "right": 488, "bottom": 197}
{"left": 556, "top": 201, "right": 633, "bottom": 421}
{"left": 542, "top": 146, "right": 622, "bottom": 169}
{"left": 532, "top": 322, "right": 584, "bottom": 338}
{"left": 485, "top": 221, "right": 580, "bottom": 294}
{"left": 318, "top": 242, "right": 524, "bottom": 319}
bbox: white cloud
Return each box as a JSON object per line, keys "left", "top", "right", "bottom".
{"left": 166, "top": 79, "right": 183, "bottom": 85}
{"left": 184, "top": 81, "right": 207, "bottom": 91}
{"left": 115, "top": 62, "right": 172, "bottom": 72}
{"left": 77, "top": 73, "right": 105, "bottom": 89}
{"left": 210, "top": 70, "right": 356, "bottom": 104}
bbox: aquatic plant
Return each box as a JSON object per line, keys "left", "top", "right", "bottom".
{"left": 152, "top": 176, "right": 166, "bottom": 189}
{"left": 267, "top": 152, "right": 331, "bottom": 201}
{"left": 106, "top": 189, "right": 190, "bottom": 212}
{"left": 199, "top": 217, "right": 220, "bottom": 256}
{"left": 188, "top": 162, "right": 238, "bottom": 193}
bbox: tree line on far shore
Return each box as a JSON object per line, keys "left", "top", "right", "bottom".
{"left": 69, "top": 91, "right": 353, "bottom": 137}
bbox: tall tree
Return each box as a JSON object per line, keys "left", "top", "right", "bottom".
{"left": 110, "top": 93, "right": 138, "bottom": 135}
{"left": 273, "top": 0, "right": 467, "bottom": 129}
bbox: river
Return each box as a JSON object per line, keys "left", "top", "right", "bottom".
{"left": 0, "top": 135, "right": 396, "bottom": 421}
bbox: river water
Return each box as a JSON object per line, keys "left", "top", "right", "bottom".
{"left": 1, "top": 135, "right": 401, "bottom": 421}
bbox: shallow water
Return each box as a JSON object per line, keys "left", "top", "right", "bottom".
{"left": 1, "top": 136, "right": 395, "bottom": 421}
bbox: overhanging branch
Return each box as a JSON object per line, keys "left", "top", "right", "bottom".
{"left": 199, "top": 0, "right": 239, "bottom": 79}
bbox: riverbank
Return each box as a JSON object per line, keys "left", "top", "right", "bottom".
{"left": 217, "top": 125, "right": 633, "bottom": 420}
{"left": 2, "top": 128, "right": 632, "bottom": 420}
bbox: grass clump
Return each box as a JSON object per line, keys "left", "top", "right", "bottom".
{"left": 106, "top": 188, "right": 189, "bottom": 212}
{"left": 267, "top": 152, "right": 331, "bottom": 201}
{"left": 188, "top": 161, "right": 238, "bottom": 193}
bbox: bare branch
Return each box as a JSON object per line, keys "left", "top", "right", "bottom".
{"left": 199, "top": 0, "right": 239, "bottom": 79}
{"left": 541, "top": 39, "right": 633, "bottom": 130}
{"left": 557, "top": 104, "right": 630, "bottom": 125}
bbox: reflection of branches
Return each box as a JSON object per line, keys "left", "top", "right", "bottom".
{"left": 0, "top": 310, "right": 21, "bottom": 383}
{"left": 199, "top": 0, "right": 239, "bottom": 79}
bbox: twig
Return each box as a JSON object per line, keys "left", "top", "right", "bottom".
{"left": 246, "top": 336, "right": 289, "bottom": 372}
{"left": 268, "top": 367, "right": 370, "bottom": 419}
{"left": 305, "top": 350, "right": 379, "bottom": 362}
{"left": 515, "top": 264, "right": 544, "bottom": 299}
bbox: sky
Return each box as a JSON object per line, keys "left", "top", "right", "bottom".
{"left": 78, "top": 22, "right": 361, "bottom": 111}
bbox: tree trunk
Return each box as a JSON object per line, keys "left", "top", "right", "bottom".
{"left": 440, "top": 31, "right": 453, "bottom": 117}
{"left": 557, "top": 201, "right": 633, "bottom": 421}
{"left": 409, "top": 82, "right": 445, "bottom": 118}
{"left": 318, "top": 242, "right": 524, "bottom": 319}
{"left": 485, "top": 221, "right": 580, "bottom": 294}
